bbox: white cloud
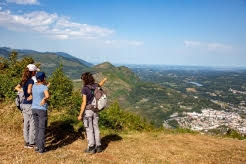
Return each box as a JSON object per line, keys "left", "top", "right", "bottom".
{"left": 184, "top": 40, "right": 232, "bottom": 51}
{"left": 104, "top": 40, "right": 144, "bottom": 47}
{"left": 0, "top": 9, "right": 114, "bottom": 39}
{"left": 184, "top": 40, "right": 202, "bottom": 47}
{"left": 6, "top": 0, "right": 39, "bottom": 5}
{"left": 127, "top": 40, "right": 144, "bottom": 46}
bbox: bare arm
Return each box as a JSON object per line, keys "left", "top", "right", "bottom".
{"left": 78, "top": 95, "right": 86, "bottom": 120}
{"left": 40, "top": 90, "right": 49, "bottom": 106}
{"left": 44, "top": 90, "right": 49, "bottom": 100}
{"left": 27, "top": 84, "right": 33, "bottom": 94}
{"left": 15, "top": 84, "right": 22, "bottom": 92}
{"left": 26, "top": 84, "right": 33, "bottom": 101}
{"left": 99, "top": 77, "right": 107, "bottom": 87}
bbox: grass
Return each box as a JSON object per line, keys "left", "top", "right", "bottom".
{"left": 1, "top": 103, "right": 246, "bottom": 163}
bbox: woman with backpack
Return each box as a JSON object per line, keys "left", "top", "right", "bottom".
{"left": 31, "top": 72, "right": 49, "bottom": 154}
{"left": 78, "top": 72, "right": 107, "bottom": 154}
{"left": 15, "top": 64, "right": 38, "bottom": 148}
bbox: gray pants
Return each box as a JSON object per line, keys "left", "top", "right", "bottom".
{"left": 20, "top": 104, "right": 35, "bottom": 145}
{"left": 83, "top": 110, "right": 101, "bottom": 147}
{"left": 32, "top": 109, "right": 47, "bottom": 151}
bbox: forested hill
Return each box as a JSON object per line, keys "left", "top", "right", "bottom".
{"left": 0, "top": 47, "right": 92, "bottom": 79}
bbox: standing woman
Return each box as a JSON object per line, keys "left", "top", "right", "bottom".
{"left": 78, "top": 72, "right": 107, "bottom": 154}
{"left": 15, "top": 64, "right": 38, "bottom": 148}
{"left": 31, "top": 72, "right": 49, "bottom": 154}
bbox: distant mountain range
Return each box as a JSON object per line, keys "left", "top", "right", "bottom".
{"left": 0, "top": 47, "right": 92, "bottom": 79}
{"left": 125, "top": 64, "right": 246, "bottom": 71}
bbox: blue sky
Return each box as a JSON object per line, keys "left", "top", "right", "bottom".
{"left": 0, "top": 0, "right": 245, "bottom": 66}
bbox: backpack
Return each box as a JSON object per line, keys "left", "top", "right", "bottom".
{"left": 15, "top": 91, "right": 24, "bottom": 111}
{"left": 86, "top": 84, "right": 107, "bottom": 111}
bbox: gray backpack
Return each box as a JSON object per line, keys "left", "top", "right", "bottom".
{"left": 86, "top": 85, "right": 107, "bottom": 111}
{"left": 15, "top": 91, "right": 24, "bottom": 111}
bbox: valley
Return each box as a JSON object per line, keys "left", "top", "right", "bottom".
{"left": 131, "top": 66, "right": 246, "bottom": 135}
{"left": 1, "top": 48, "right": 246, "bottom": 135}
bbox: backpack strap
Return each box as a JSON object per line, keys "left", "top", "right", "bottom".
{"left": 85, "top": 84, "right": 101, "bottom": 111}
{"left": 86, "top": 85, "right": 95, "bottom": 95}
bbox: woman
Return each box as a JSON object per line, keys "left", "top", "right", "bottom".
{"left": 15, "top": 64, "right": 38, "bottom": 148}
{"left": 31, "top": 72, "right": 49, "bottom": 154}
{"left": 78, "top": 72, "right": 107, "bottom": 154}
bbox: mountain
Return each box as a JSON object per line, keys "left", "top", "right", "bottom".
{"left": 93, "top": 62, "right": 115, "bottom": 69}
{"left": 0, "top": 47, "right": 225, "bottom": 127}
{"left": 78, "top": 62, "right": 140, "bottom": 105}
{"left": 55, "top": 52, "right": 92, "bottom": 67}
{"left": 0, "top": 47, "right": 12, "bottom": 57}
{"left": 0, "top": 47, "right": 92, "bottom": 79}
{"left": 76, "top": 62, "right": 220, "bottom": 126}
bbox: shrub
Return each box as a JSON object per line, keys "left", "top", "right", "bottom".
{"left": 48, "top": 64, "right": 73, "bottom": 110}
{"left": 67, "top": 90, "right": 82, "bottom": 116}
{"left": 99, "top": 102, "right": 154, "bottom": 131}
{"left": 226, "top": 129, "right": 245, "bottom": 140}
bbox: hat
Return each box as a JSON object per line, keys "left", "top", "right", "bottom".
{"left": 36, "top": 72, "right": 46, "bottom": 81}
{"left": 27, "top": 64, "right": 39, "bottom": 71}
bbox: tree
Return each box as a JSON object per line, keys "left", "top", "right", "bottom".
{"left": 0, "top": 51, "right": 34, "bottom": 100}
{"left": 48, "top": 63, "right": 73, "bottom": 110}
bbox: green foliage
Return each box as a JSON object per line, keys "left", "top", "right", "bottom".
{"left": 0, "top": 52, "right": 34, "bottom": 100}
{"left": 48, "top": 64, "right": 73, "bottom": 110}
{"left": 99, "top": 102, "right": 154, "bottom": 131}
{"left": 66, "top": 90, "right": 82, "bottom": 116}
{"left": 175, "top": 128, "right": 197, "bottom": 134}
{"left": 225, "top": 129, "right": 245, "bottom": 140}
{"left": 168, "top": 119, "right": 179, "bottom": 128}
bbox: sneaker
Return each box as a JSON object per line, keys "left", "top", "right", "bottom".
{"left": 35, "top": 147, "right": 45, "bottom": 154}
{"left": 35, "top": 147, "right": 39, "bottom": 152}
{"left": 84, "top": 146, "right": 96, "bottom": 154}
{"left": 27, "top": 144, "right": 35, "bottom": 149}
{"left": 96, "top": 146, "right": 103, "bottom": 153}
{"left": 38, "top": 149, "right": 45, "bottom": 154}
{"left": 24, "top": 142, "right": 29, "bottom": 148}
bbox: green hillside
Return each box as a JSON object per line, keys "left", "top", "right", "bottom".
{"left": 0, "top": 47, "right": 90, "bottom": 79}
{"left": 0, "top": 49, "right": 220, "bottom": 126}
{"left": 75, "top": 62, "right": 220, "bottom": 126}
{"left": 24, "top": 53, "right": 88, "bottom": 79}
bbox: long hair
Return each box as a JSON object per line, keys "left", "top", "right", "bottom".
{"left": 20, "top": 68, "right": 32, "bottom": 86}
{"left": 81, "top": 72, "right": 95, "bottom": 86}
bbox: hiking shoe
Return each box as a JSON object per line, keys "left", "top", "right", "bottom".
{"left": 96, "top": 146, "right": 103, "bottom": 153}
{"left": 24, "top": 142, "right": 29, "bottom": 148}
{"left": 35, "top": 147, "right": 45, "bottom": 154}
{"left": 84, "top": 146, "right": 96, "bottom": 154}
{"left": 35, "top": 147, "right": 39, "bottom": 152}
{"left": 27, "top": 144, "right": 35, "bottom": 149}
{"left": 38, "top": 149, "right": 45, "bottom": 154}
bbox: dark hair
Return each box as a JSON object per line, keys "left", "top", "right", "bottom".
{"left": 37, "top": 79, "right": 45, "bottom": 83}
{"left": 20, "top": 68, "right": 33, "bottom": 86}
{"left": 81, "top": 72, "right": 95, "bottom": 86}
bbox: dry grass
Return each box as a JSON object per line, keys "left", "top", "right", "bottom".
{"left": 1, "top": 103, "right": 246, "bottom": 164}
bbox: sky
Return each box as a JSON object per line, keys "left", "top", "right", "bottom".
{"left": 0, "top": 0, "right": 245, "bottom": 66}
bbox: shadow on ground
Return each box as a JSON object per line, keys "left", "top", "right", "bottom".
{"left": 101, "top": 134, "right": 123, "bottom": 151}
{"left": 45, "top": 119, "right": 85, "bottom": 151}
